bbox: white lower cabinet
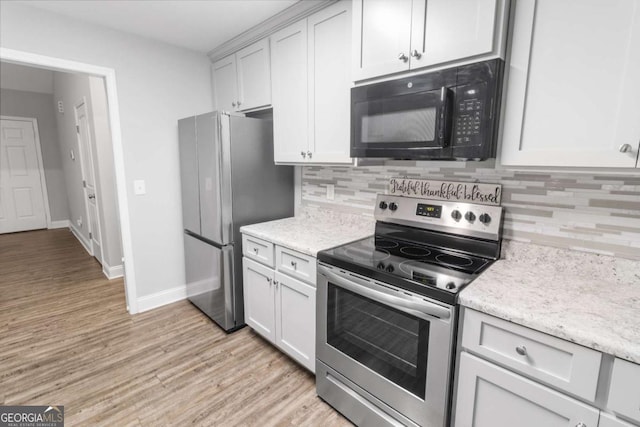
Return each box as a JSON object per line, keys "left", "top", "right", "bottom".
{"left": 456, "top": 309, "right": 640, "bottom": 427}
{"left": 455, "top": 352, "right": 600, "bottom": 427}
{"left": 242, "top": 244, "right": 316, "bottom": 373}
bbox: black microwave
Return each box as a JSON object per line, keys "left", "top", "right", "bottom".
{"left": 351, "top": 59, "right": 504, "bottom": 160}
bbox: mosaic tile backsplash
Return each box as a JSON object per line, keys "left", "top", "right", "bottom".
{"left": 301, "top": 163, "right": 640, "bottom": 260}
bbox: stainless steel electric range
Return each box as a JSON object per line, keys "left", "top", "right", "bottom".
{"left": 316, "top": 193, "right": 503, "bottom": 427}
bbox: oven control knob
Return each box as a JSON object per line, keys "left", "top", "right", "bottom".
{"left": 379, "top": 201, "right": 388, "bottom": 210}
{"left": 377, "top": 262, "right": 385, "bottom": 270}
{"left": 451, "top": 210, "right": 462, "bottom": 221}
{"left": 386, "top": 265, "right": 394, "bottom": 273}
{"left": 465, "top": 211, "right": 476, "bottom": 222}
{"left": 446, "top": 282, "right": 457, "bottom": 290}
{"left": 389, "top": 202, "right": 398, "bottom": 211}
{"left": 479, "top": 213, "right": 492, "bottom": 224}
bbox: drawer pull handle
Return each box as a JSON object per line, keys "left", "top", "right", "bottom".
{"left": 515, "top": 346, "right": 527, "bottom": 356}
{"left": 290, "top": 260, "right": 297, "bottom": 268}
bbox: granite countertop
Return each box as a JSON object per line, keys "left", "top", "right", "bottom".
{"left": 240, "top": 207, "right": 375, "bottom": 257}
{"left": 460, "top": 240, "right": 640, "bottom": 364}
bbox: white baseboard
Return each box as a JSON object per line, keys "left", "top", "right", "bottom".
{"left": 69, "top": 223, "right": 92, "bottom": 255}
{"left": 48, "top": 220, "right": 70, "bottom": 229}
{"left": 137, "top": 285, "right": 187, "bottom": 313}
{"left": 102, "top": 262, "right": 124, "bottom": 279}
{"left": 136, "top": 279, "right": 220, "bottom": 313}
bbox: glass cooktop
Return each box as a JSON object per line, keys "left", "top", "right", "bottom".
{"left": 317, "top": 235, "right": 495, "bottom": 304}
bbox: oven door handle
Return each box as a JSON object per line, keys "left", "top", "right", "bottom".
{"left": 318, "top": 265, "right": 450, "bottom": 320}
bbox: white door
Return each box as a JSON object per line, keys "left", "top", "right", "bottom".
{"left": 236, "top": 39, "right": 272, "bottom": 111}
{"left": 454, "top": 352, "right": 600, "bottom": 427}
{"left": 212, "top": 55, "right": 239, "bottom": 112}
{"left": 352, "top": 0, "right": 413, "bottom": 81}
{"left": 307, "top": 1, "right": 353, "bottom": 164}
{"left": 414, "top": 0, "right": 498, "bottom": 68}
{"left": 75, "top": 102, "right": 102, "bottom": 264}
{"left": 0, "top": 119, "right": 47, "bottom": 234}
{"left": 242, "top": 257, "right": 276, "bottom": 342}
{"left": 500, "top": 0, "right": 640, "bottom": 167}
{"left": 274, "top": 271, "right": 316, "bottom": 372}
{"left": 271, "top": 19, "right": 309, "bottom": 163}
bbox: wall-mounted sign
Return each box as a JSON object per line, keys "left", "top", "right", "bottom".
{"left": 389, "top": 178, "right": 502, "bottom": 206}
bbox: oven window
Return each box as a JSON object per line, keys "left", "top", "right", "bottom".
{"left": 327, "top": 283, "right": 429, "bottom": 399}
{"left": 361, "top": 106, "right": 437, "bottom": 143}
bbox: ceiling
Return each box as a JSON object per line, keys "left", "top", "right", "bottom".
{"left": 16, "top": 0, "right": 300, "bottom": 53}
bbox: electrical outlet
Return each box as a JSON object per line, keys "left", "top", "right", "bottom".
{"left": 326, "top": 184, "right": 335, "bottom": 200}
{"left": 57, "top": 100, "right": 64, "bottom": 113}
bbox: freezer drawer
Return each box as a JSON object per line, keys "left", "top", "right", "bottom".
{"left": 184, "top": 232, "right": 236, "bottom": 330}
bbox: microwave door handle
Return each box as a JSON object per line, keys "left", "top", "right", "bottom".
{"left": 438, "top": 87, "right": 453, "bottom": 146}
{"left": 318, "top": 265, "right": 450, "bottom": 320}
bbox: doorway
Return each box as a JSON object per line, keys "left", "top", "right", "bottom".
{"left": 0, "top": 47, "right": 138, "bottom": 314}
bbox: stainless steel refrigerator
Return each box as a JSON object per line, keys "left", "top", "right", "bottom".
{"left": 178, "top": 111, "right": 293, "bottom": 332}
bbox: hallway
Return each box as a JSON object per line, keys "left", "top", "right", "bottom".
{"left": 0, "top": 229, "right": 348, "bottom": 426}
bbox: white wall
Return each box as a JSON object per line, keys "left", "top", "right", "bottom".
{"left": 0, "top": 3, "right": 214, "bottom": 302}
{"left": 0, "top": 62, "right": 54, "bottom": 94}
{"left": 0, "top": 88, "right": 69, "bottom": 221}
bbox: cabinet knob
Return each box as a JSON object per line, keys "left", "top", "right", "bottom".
{"left": 232, "top": 102, "right": 237, "bottom": 108}
{"left": 575, "top": 423, "right": 587, "bottom": 427}
{"left": 301, "top": 151, "right": 306, "bottom": 158}
{"left": 237, "top": 100, "right": 242, "bottom": 106}
{"left": 266, "top": 277, "right": 272, "bottom": 284}
{"left": 619, "top": 143, "right": 633, "bottom": 153}
{"left": 307, "top": 151, "right": 312, "bottom": 159}
{"left": 515, "top": 345, "right": 527, "bottom": 356}
{"left": 253, "top": 247, "right": 259, "bottom": 253}
{"left": 274, "top": 280, "right": 279, "bottom": 287}
{"left": 398, "top": 52, "right": 408, "bottom": 62}
{"left": 290, "top": 260, "right": 297, "bottom": 268}
{"left": 410, "top": 49, "right": 422, "bottom": 59}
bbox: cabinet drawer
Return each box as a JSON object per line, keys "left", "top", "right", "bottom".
{"left": 608, "top": 358, "right": 640, "bottom": 424}
{"left": 242, "top": 234, "right": 274, "bottom": 267}
{"left": 275, "top": 246, "right": 316, "bottom": 286}
{"left": 461, "top": 309, "right": 602, "bottom": 401}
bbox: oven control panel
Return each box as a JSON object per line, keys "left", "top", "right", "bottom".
{"left": 375, "top": 194, "right": 503, "bottom": 241}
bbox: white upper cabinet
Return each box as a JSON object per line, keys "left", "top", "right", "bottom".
{"left": 500, "top": 0, "right": 640, "bottom": 168}
{"left": 271, "top": 1, "right": 353, "bottom": 164}
{"left": 352, "top": 0, "right": 508, "bottom": 81}
{"left": 212, "top": 55, "right": 239, "bottom": 112}
{"left": 212, "top": 39, "right": 271, "bottom": 112}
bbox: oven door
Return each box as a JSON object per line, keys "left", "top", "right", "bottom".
{"left": 351, "top": 84, "right": 453, "bottom": 159}
{"left": 316, "top": 263, "right": 455, "bottom": 427}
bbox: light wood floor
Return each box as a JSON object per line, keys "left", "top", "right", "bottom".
{"left": 0, "top": 229, "right": 351, "bottom": 426}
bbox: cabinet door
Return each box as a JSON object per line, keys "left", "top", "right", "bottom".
{"left": 307, "top": 1, "right": 353, "bottom": 164}
{"left": 242, "top": 257, "right": 275, "bottom": 342}
{"left": 271, "top": 20, "right": 309, "bottom": 163}
{"left": 411, "top": 0, "right": 500, "bottom": 69}
{"left": 501, "top": 0, "right": 640, "bottom": 167}
{"left": 352, "top": 0, "right": 413, "bottom": 81}
{"left": 599, "top": 413, "right": 636, "bottom": 427}
{"left": 236, "top": 39, "right": 271, "bottom": 111}
{"left": 454, "top": 353, "right": 600, "bottom": 427}
{"left": 212, "top": 55, "right": 239, "bottom": 112}
{"left": 274, "top": 271, "right": 316, "bottom": 372}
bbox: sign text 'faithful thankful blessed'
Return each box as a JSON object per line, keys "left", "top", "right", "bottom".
{"left": 389, "top": 178, "right": 502, "bottom": 206}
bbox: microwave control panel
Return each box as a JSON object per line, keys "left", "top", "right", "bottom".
{"left": 454, "top": 83, "right": 487, "bottom": 147}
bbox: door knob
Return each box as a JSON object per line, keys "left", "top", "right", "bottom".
{"left": 398, "top": 53, "right": 409, "bottom": 62}
{"left": 410, "top": 49, "right": 422, "bottom": 59}
{"left": 619, "top": 143, "right": 633, "bottom": 153}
